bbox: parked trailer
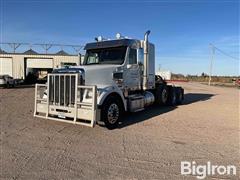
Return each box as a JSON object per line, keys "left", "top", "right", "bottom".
{"left": 34, "top": 31, "right": 184, "bottom": 129}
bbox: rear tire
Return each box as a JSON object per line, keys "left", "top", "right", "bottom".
{"left": 167, "top": 86, "right": 177, "bottom": 106}
{"left": 176, "top": 87, "right": 184, "bottom": 104}
{"left": 155, "top": 85, "right": 168, "bottom": 105}
{"left": 101, "top": 96, "right": 123, "bottom": 130}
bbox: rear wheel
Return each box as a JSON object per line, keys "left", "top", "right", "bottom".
{"left": 167, "top": 86, "right": 177, "bottom": 106}
{"left": 176, "top": 87, "right": 184, "bottom": 104}
{"left": 101, "top": 96, "right": 123, "bottom": 130}
{"left": 155, "top": 85, "right": 168, "bottom": 105}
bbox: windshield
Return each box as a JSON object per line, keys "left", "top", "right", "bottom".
{"left": 84, "top": 46, "right": 127, "bottom": 65}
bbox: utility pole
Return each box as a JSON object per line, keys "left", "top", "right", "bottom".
{"left": 41, "top": 44, "right": 52, "bottom": 54}
{"left": 8, "top": 43, "right": 21, "bottom": 53}
{"left": 71, "top": 45, "right": 84, "bottom": 55}
{"left": 208, "top": 43, "right": 215, "bottom": 86}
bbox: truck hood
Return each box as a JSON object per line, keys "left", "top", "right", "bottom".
{"left": 79, "top": 65, "right": 120, "bottom": 87}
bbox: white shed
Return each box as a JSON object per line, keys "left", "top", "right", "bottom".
{"left": 156, "top": 70, "right": 172, "bottom": 80}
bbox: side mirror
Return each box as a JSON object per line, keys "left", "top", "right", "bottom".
{"left": 112, "top": 67, "right": 123, "bottom": 80}
{"left": 127, "top": 64, "right": 132, "bottom": 69}
{"left": 112, "top": 71, "right": 123, "bottom": 86}
{"left": 137, "top": 48, "right": 144, "bottom": 66}
{"left": 78, "top": 53, "right": 82, "bottom": 65}
{"left": 113, "top": 72, "right": 123, "bottom": 80}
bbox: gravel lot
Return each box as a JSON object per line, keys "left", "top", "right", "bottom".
{"left": 0, "top": 82, "right": 239, "bottom": 179}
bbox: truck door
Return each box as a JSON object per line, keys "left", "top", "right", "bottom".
{"left": 124, "top": 48, "right": 141, "bottom": 91}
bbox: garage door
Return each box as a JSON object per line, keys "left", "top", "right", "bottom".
{"left": 27, "top": 58, "right": 53, "bottom": 68}
{"left": 0, "top": 57, "right": 13, "bottom": 76}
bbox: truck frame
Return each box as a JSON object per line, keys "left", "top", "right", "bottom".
{"left": 34, "top": 31, "right": 184, "bottom": 129}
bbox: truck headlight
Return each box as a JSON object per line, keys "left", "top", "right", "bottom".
{"left": 87, "top": 90, "right": 93, "bottom": 98}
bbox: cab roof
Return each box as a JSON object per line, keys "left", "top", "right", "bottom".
{"left": 84, "top": 39, "right": 140, "bottom": 50}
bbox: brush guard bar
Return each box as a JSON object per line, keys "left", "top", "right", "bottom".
{"left": 34, "top": 73, "right": 97, "bottom": 127}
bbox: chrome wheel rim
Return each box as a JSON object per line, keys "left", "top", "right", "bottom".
{"left": 107, "top": 103, "right": 119, "bottom": 124}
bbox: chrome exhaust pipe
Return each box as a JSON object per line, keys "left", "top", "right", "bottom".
{"left": 144, "top": 30, "right": 151, "bottom": 52}
{"left": 143, "top": 30, "right": 151, "bottom": 90}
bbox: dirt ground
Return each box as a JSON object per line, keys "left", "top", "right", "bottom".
{"left": 0, "top": 82, "right": 239, "bottom": 179}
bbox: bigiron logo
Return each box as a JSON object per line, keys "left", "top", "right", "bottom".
{"left": 181, "top": 161, "right": 237, "bottom": 179}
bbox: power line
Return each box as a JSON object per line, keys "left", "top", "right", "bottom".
{"left": 208, "top": 43, "right": 239, "bottom": 86}
{"left": 211, "top": 43, "right": 239, "bottom": 61}
{"left": 0, "top": 42, "right": 84, "bottom": 54}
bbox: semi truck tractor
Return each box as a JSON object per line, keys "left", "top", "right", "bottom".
{"left": 34, "top": 31, "right": 184, "bottom": 129}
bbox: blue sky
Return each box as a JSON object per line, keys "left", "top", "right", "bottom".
{"left": 0, "top": 0, "right": 239, "bottom": 76}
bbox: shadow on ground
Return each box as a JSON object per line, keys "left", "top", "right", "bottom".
{"left": 118, "top": 93, "right": 215, "bottom": 128}
{"left": 183, "top": 93, "right": 215, "bottom": 105}
{"left": 0, "top": 84, "right": 35, "bottom": 89}
{"left": 119, "top": 105, "right": 176, "bottom": 128}
{"left": 14, "top": 84, "right": 35, "bottom": 89}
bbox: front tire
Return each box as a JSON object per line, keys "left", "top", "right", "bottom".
{"left": 101, "top": 96, "right": 123, "bottom": 130}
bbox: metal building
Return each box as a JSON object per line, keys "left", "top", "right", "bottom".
{"left": 0, "top": 49, "right": 82, "bottom": 80}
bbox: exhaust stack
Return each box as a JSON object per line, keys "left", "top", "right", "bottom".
{"left": 143, "top": 30, "right": 151, "bottom": 90}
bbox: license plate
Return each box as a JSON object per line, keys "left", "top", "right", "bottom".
{"left": 58, "top": 113, "right": 66, "bottom": 119}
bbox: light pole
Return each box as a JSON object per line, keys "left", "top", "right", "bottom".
{"left": 208, "top": 43, "right": 215, "bottom": 86}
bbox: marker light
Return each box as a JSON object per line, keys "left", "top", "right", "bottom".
{"left": 97, "top": 36, "right": 103, "bottom": 41}
{"left": 116, "top": 33, "right": 121, "bottom": 39}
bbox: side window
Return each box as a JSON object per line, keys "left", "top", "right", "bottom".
{"left": 87, "top": 53, "right": 99, "bottom": 64}
{"left": 129, "top": 48, "right": 137, "bottom": 64}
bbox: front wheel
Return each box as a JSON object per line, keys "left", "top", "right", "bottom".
{"left": 101, "top": 96, "right": 123, "bottom": 130}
